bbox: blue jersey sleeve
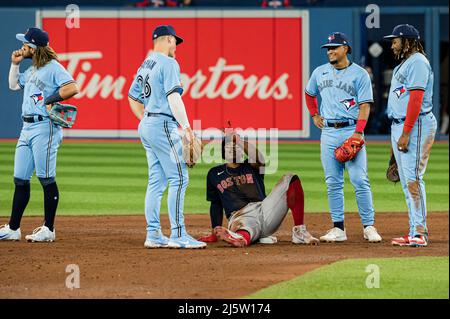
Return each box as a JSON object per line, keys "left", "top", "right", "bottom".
{"left": 305, "top": 68, "right": 319, "bottom": 97}
{"left": 53, "top": 63, "right": 75, "bottom": 87}
{"left": 406, "top": 59, "right": 429, "bottom": 91}
{"left": 128, "top": 71, "right": 144, "bottom": 104}
{"left": 356, "top": 70, "right": 374, "bottom": 104}
{"left": 163, "top": 59, "right": 183, "bottom": 97}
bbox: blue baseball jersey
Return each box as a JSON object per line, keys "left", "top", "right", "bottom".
{"left": 305, "top": 62, "right": 373, "bottom": 120}
{"left": 128, "top": 52, "right": 183, "bottom": 115}
{"left": 18, "top": 60, "right": 74, "bottom": 117}
{"left": 387, "top": 53, "right": 433, "bottom": 119}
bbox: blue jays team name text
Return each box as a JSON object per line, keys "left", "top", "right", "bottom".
{"left": 318, "top": 79, "right": 356, "bottom": 96}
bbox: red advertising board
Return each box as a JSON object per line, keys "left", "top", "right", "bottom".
{"left": 39, "top": 10, "right": 310, "bottom": 138}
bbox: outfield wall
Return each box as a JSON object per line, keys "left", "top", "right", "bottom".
{"left": 0, "top": 6, "right": 447, "bottom": 139}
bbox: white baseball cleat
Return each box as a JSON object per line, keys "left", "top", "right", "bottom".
{"left": 167, "top": 234, "right": 207, "bottom": 249}
{"left": 292, "top": 225, "right": 319, "bottom": 245}
{"left": 363, "top": 226, "right": 382, "bottom": 243}
{"left": 144, "top": 229, "right": 170, "bottom": 248}
{"left": 320, "top": 227, "right": 347, "bottom": 242}
{"left": 0, "top": 224, "right": 21, "bottom": 241}
{"left": 25, "top": 225, "right": 55, "bottom": 242}
{"left": 258, "top": 235, "right": 278, "bottom": 244}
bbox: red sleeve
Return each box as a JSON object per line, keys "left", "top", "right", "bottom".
{"left": 305, "top": 92, "right": 319, "bottom": 117}
{"left": 403, "top": 90, "right": 425, "bottom": 134}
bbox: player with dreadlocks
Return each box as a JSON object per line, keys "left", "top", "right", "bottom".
{"left": 384, "top": 24, "right": 437, "bottom": 247}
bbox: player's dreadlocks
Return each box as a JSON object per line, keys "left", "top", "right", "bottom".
{"left": 397, "top": 38, "right": 427, "bottom": 60}
{"left": 32, "top": 46, "right": 58, "bottom": 69}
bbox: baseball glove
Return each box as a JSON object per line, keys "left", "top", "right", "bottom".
{"left": 182, "top": 131, "right": 203, "bottom": 168}
{"left": 386, "top": 151, "right": 400, "bottom": 183}
{"left": 334, "top": 137, "right": 365, "bottom": 163}
{"left": 46, "top": 103, "right": 78, "bottom": 128}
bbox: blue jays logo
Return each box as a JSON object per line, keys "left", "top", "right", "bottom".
{"left": 340, "top": 98, "right": 356, "bottom": 110}
{"left": 393, "top": 86, "right": 406, "bottom": 98}
{"left": 30, "top": 92, "right": 44, "bottom": 104}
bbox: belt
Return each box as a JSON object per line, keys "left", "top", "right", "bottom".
{"left": 145, "top": 112, "right": 176, "bottom": 121}
{"left": 22, "top": 115, "right": 44, "bottom": 123}
{"left": 325, "top": 120, "right": 355, "bottom": 128}
{"left": 392, "top": 111, "right": 432, "bottom": 124}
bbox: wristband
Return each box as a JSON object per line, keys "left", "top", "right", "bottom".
{"left": 44, "top": 91, "right": 63, "bottom": 105}
{"left": 355, "top": 119, "right": 367, "bottom": 134}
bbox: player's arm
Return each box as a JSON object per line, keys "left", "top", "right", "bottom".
{"left": 128, "top": 72, "right": 145, "bottom": 120}
{"left": 167, "top": 92, "right": 191, "bottom": 131}
{"left": 240, "top": 139, "right": 265, "bottom": 169}
{"left": 305, "top": 68, "right": 324, "bottom": 129}
{"left": 128, "top": 97, "right": 144, "bottom": 120}
{"left": 44, "top": 64, "right": 79, "bottom": 107}
{"left": 352, "top": 70, "right": 374, "bottom": 139}
{"left": 43, "top": 82, "right": 79, "bottom": 110}
{"left": 397, "top": 61, "right": 429, "bottom": 153}
{"left": 198, "top": 171, "right": 224, "bottom": 242}
{"left": 352, "top": 102, "right": 371, "bottom": 140}
{"left": 209, "top": 200, "right": 224, "bottom": 229}
{"left": 9, "top": 49, "right": 24, "bottom": 91}
{"left": 164, "top": 60, "right": 194, "bottom": 138}
{"left": 58, "top": 83, "right": 79, "bottom": 100}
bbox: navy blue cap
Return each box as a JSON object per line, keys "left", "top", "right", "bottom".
{"left": 384, "top": 24, "right": 420, "bottom": 40}
{"left": 152, "top": 25, "right": 183, "bottom": 45}
{"left": 16, "top": 27, "right": 49, "bottom": 48}
{"left": 321, "top": 32, "right": 352, "bottom": 52}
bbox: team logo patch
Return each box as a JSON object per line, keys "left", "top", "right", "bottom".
{"left": 393, "top": 86, "right": 406, "bottom": 98}
{"left": 30, "top": 92, "right": 44, "bottom": 104}
{"left": 340, "top": 98, "right": 356, "bottom": 110}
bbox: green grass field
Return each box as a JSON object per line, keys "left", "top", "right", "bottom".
{"left": 0, "top": 141, "right": 448, "bottom": 216}
{"left": 247, "top": 256, "right": 449, "bottom": 299}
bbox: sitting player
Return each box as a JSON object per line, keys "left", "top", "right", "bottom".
{"left": 198, "top": 131, "right": 319, "bottom": 247}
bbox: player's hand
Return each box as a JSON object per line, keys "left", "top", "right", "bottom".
{"left": 351, "top": 132, "right": 364, "bottom": 141}
{"left": 184, "top": 126, "right": 194, "bottom": 142}
{"left": 397, "top": 132, "right": 410, "bottom": 153}
{"left": 11, "top": 49, "right": 24, "bottom": 65}
{"left": 312, "top": 114, "right": 324, "bottom": 129}
{"left": 224, "top": 128, "right": 241, "bottom": 144}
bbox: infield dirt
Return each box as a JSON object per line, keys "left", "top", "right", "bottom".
{"left": 0, "top": 212, "right": 448, "bottom": 298}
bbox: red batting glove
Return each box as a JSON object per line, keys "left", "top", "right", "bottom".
{"left": 198, "top": 233, "right": 218, "bottom": 243}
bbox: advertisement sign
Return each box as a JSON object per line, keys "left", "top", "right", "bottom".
{"left": 38, "top": 10, "right": 309, "bottom": 138}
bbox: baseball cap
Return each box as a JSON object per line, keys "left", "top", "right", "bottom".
{"left": 383, "top": 24, "right": 421, "bottom": 40}
{"left": 152, "top": 25, "right": 183, "bottom": 45}
{"left": 16, "top": 27, "right": 49, "bottom": 48}
{"left": 321, "top": 32, "right": 352, "bottom": 53}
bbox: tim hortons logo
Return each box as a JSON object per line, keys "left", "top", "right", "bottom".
{"left": 58, "top": 51, "right": 291, "bottom": 101}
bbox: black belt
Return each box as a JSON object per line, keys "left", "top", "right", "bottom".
{"left": 22, "top": 115, "right": 44, "bottom": 123}
{"left": 146, "top": 112, "right": 176, "bottom": 121}
{"left": 325, "top": 120, "right": 354, "bottom": 128}
{"left": 392, "top": 111, "right": 432, "bottom": 124}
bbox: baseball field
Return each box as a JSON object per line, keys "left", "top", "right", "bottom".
{"left": 0, "top": 140, "right": 448, "bottom": 298}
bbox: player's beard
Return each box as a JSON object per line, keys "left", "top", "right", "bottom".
{"left": 393, "top": 47, "right": 402, "bottom": 60}
{"left": 22, "top": 51, "right": 33, "bottom": 59}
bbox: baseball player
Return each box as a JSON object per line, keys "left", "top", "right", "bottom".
{"left": 304, "top": 32, "right": 382, "bottom": 243}
{"left": 384, "top": 25, "right": 437, "bottom": 247}
{"left": 128, "top": 25, "right": 206, "bottom": 249}
{"left": 198, "top": 131, "right": 319, "bottom": 247}
{"left": 0, "top": 28, "right": 79, "bottom": 242}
